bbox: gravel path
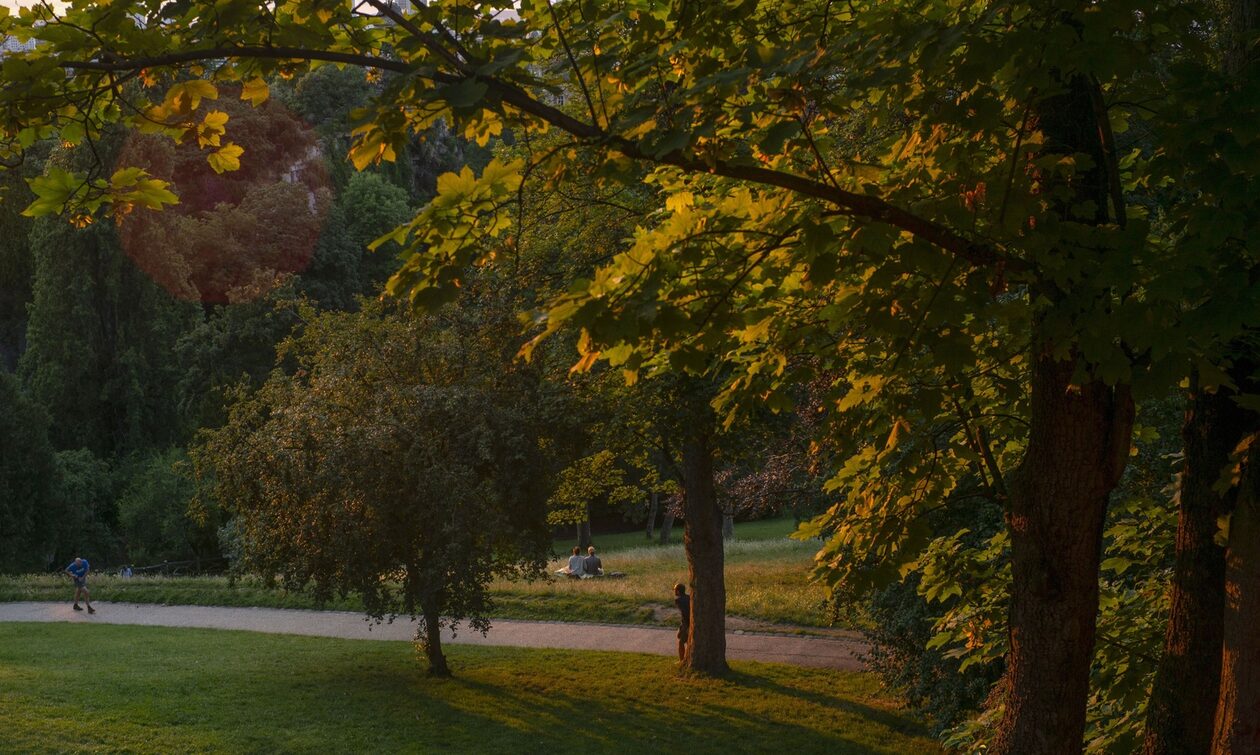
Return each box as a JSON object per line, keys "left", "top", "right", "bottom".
{"left": 0, "top": 601, "right": 867, "bottom": 671}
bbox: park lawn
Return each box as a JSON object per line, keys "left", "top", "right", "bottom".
{"left": 576, "top": 514, "right": 802, "bottom": 553}
{"left": 1, "top": 517, "right": 834, "bottom": 629}
{"left": 0, "top": 623, "right": 937, "bottom": 754}
{"left": 492, "top": 538, "right": 831, "bottom": 628}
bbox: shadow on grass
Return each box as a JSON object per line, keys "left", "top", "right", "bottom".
{"left": 0, "top": 624, "right": 936, "bottom": 754}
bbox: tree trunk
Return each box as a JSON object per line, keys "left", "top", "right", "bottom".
{"left": 681, "top": 432, "right": 728, "bottom": 675}
{"left": 989, "top": 50, "right": 1134, "bottom": 751}
{"left": 577, "top": 510, "right": 591, "bottom": 551}
{"left": 991, "top": 354, "right": 1133, "bottom": 754}
{"left": 1212, "top": 442, "right": 1260, "bottom": 753}
{"left": 420, "top": 598, "right": 450, "bottom": 677}
{"left": 646, "top": 492, "right": 658, "bottom": 539}
{"left": 659, "top": 509, "right": 675, "bottom": 544}
{"left": 1144, "top": 386, "right": 1251, "bottom": 754}
{"left": 722, "top": 510, "right": 734, "bottom": 540}
{"left": 1210, "top": 3, "right": 1260, "bottom": 749}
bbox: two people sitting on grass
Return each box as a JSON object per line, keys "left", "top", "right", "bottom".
{"left": 556, "top": 545, "right": 608, "bottom": 578}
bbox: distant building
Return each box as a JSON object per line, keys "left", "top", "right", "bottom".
{"left": 0, "top": 35, "right": 36, "bottom": 56}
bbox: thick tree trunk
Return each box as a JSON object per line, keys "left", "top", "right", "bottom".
{"left": 646, "top": 492, "right": 658, "bottom": 539}
{"left": 991, "top": 354, "right": 1133, "bottom": 754}
{"left": 1209, "top": 3, "right": 1260, "bottom": 749}
{"left": 420, "top": 599, "right": 450, "bottom": 677}
{"left": 1212, "top": 445, "right": 1260, "bottom": 753}
{"left": 722, "top": 509, "right": 734, "bottom": 541}
{"left": 990, "top": 50, "right": 1134, "bottom": 751}
{"left": 659, "top": 509, "right": 675, "bottom": 544}
{"left": 1144, "top": 386, "right": 1250, "bottom": 754}
{"left": 681, "top": 432, "right": 728, "bottom": 675}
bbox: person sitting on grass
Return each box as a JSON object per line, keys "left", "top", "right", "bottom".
{"left": 582, "top": 545, "right": 603, "bottom": 577}
{"left": 555, "top": 546, "right": 585, "bottom": 578}
{"left": 65, "top": 557, "right": 95, "bottom": 614}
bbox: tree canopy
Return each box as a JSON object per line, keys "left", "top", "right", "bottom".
{"left": 3, "top": 0, "right": 1260, "bottom": 751}
{"left": 193, "top": 299, "right": 555, "bottom": 675}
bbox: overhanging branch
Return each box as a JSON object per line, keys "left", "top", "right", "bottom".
{"left": 54, "top": 39, "right": 1019, "bottom": 272}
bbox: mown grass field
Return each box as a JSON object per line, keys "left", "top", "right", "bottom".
{"left": 2, "top": 517, "right": 835, "bottom": 629}
{"left": 0, "top": 623, "right": 937, "bottom": 754}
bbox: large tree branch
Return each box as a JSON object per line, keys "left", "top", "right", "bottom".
{"left": 57, "top": 41, "right": 1017, "bottom": 271}
{"left": 60, "top": 46, "right": 412, "bottom": 73}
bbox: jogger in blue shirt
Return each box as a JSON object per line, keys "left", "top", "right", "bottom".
{"left": 65, "top": 557, "right": 94, "bottom": 614}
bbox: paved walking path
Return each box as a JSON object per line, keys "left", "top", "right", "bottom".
{"left": 0, "top": 601, "right": 866, "bottom": 671}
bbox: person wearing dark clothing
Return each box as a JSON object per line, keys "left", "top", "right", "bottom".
{"left": 582, "top": 546, "right": 603, "bottom": 576}
{"left": 674, "top": 583, "right": 690, "bottom": 663}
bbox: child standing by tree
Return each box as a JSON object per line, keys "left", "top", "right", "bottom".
{"left": 674, "top": 583, "right": 690, "bottom": 664}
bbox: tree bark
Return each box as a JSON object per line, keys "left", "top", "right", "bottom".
{"left": 1212, "top": 441, "right": 1260, "bottom": 753}
{"left": 1144, "top": 385, "right": 1251, "bottom": 754}
{"left": 420, "top": 598, "right": 450, "bottom": 677}
{"left": 681, "top": 431, "right": 728, "bottom": 675}
{"left": 992, "top": 354, "right": 1133, "bottom": 754}
{"left": 646, "top": 491, "right": 658, "bottom": 539}
{"left": 659, "top": 509, "right": 675, "bottom": 544}
{"left": 577, "top": 508, "right": 591, "bottom": 551}
{"left": 722, "top": 508, "right": 734, "bottom": 540}
{"left": 989, "top": 47, "right": 1135, "bottom": 750}
{"left": 1209, "top": 3, "right": 1260, "bottom": 749}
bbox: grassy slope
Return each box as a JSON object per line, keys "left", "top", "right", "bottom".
{"left": 0, "top": 623, "right": 936, "bottom": 754}
{"left": 1, "top": 517, "right": 833, "bottom": 628}
{"left": 495, "top": 538, "right": 829, "bottom": 627}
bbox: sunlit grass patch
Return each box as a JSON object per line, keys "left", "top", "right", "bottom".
{"left": 495, "top": 533, "right": 832, "bottom": 627}
{"left": 0, "top": 623, "right": 938, "bottom": 754}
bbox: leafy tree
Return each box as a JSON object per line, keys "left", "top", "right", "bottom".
{"left": 48, "top": 448, "right": 119, "bottom": 568}
{"left": 193, "top": 300, "right": 553, "bottom": 675}
{"left": 0, "top": 162, "right": 38, "bottom": 370}
{"left": 330, "top": 170, "right": 413, "bottom": 295}
{"left": 116, "top": 449, "right": 220, "bottom": 567}
{"left": 5, "top": 0, "right": 1260, "bottom": 748}
{"left": 115, "top": 93, "right": 330, "bottom": 305}
{"left": 0, "top": 372, "right": 57, "bottom": 571}
{"left": 547, "top": 449, "right": 644, "bottom": 548}
{"left": 19, "top": 215, "right": 196, "bottom": 455}
{"left": 1141, "top": 2, "right": 1260, "bottom": 749}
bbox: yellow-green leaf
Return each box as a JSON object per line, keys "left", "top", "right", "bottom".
{"left": 241, "top": 78, "right": 269, "bottom": 106}
{"left": 207, "top": 143, "right": 244, "bottom": 174}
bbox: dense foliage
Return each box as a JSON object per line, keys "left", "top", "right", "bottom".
{"left": 193, "top": 300, "right": 555, "bottom": 673}
{"left": 2, "top": 0, "right": 1260, "bottom": 750}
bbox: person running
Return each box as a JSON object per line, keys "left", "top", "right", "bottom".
{"left": 65, "top": 557, "right": 95, "bottom": 614}
{"left": 674, "top": 583, "right": 690, "bottom": 663}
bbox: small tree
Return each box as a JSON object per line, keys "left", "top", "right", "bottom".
{"left": 194, "top": 300, "right": 551, "bottom": 675}
{"left": 547, "top": 449, "right": 647, "bottom": 549}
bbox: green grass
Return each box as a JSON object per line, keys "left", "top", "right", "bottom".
{"left": 2, "top": 517, "right": 834, "bottom": 629}
{"left": 580, "top": 515, "right": 802, "bottom": 553}
{"left": 0, "top": 573, "right": 366, "bottom": 611}
{"left": 0, "top": 623, "right": 938, "bottom": 754}
{"left": 494, "top": 537, "right": 832, "bottom": 628}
